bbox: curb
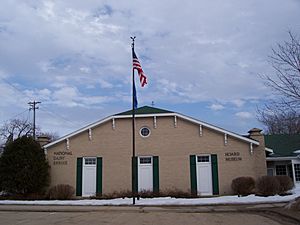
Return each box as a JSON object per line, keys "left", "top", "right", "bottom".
{"left": 0, "top": 203, "right": 287, "bottom": 213}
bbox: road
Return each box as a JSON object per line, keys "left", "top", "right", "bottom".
{"left": 0, "top": 210, "right": 298, "bottom": 225}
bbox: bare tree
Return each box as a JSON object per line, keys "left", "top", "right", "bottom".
{"left": 258, "top": 32, "right": 300, "bottom": 134}
{"left": 0, "top": 119, "right": 36, "bottom": 143}
{"left": 257, "top": 105, "right": 300, "bottom": 134}
{"left": 262, "top": 31, "right": 300, "bottom": 109}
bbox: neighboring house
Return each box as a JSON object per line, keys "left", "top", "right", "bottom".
{"left": 265, "top": 134, "right": 300, "bottom": 186}
{"left": 44, "top": 106, "right": 267, "bottom": 197}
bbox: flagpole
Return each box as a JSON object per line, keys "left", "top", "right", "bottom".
{"left": 130, "top": 36, "right": 136, "bottom": 205}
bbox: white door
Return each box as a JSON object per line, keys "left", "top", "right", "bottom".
{"left": 196, "top": 155, "right": 212, "bottom": 195}
{"left": 138, "top": 156, "right": 153, "bottom": 192}
{"left": 82, "top": 157, "right": 97, "bottom": 197}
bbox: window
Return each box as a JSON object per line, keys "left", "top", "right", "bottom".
{"left": 140, "top": 127, "right": 151, "bottom": 137}
{"left": 140, "top": 157, "right": 152, "bottom": 164}
{"left": 267, "top": 168, "right": 274, "bottom": 176}
{"left": 294, "top": 164, "right": 300, "bottom": 182}
{"left": 197, "top": 156, "right": 210, "bottom": 162}
{"left": 275, "top": 165, "right": 287, "bottom": 176}
{"left": 85, "top": 158, "right": 96, "bottom": 165}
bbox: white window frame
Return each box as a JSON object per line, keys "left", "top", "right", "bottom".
{"left": 139, "top": 156, "right": 152, "bottom": 165}
{"left": 84, "top": 157, "right": 97, "bottom": 166}
{"left": 294, "top": 163, "right": 300, "bottom": 182}
{"left": 275, "top": 164, "right": 287, "bottom": 176}
{"left": 267, "top": 168, "right": 275, "bottom": 176}
{"left": 197, "top": 155, "right": 210, "bottom": 163}
{"left": 139, "top": 127, "right": 151, "bottom": 138}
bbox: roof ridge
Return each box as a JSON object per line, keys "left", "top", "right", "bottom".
{"left": 115, "top": 105, "right": 174, "bottom": 116}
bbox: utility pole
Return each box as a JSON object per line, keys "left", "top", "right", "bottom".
{"left": 28, "top": 101, "right": 41, "bottom": 140}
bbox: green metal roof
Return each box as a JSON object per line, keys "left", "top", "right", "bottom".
{"left": 264, "top": 134, "right": 300, "bottom": 157}
{"left": 115, "top": 106, "right": 174, "bottom": 116}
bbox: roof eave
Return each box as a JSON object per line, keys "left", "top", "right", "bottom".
{"left": 45, "top": 112, "right": 259, "bottom": 150}
{"left": 43, "top": 115, "right": 114, "bottom": 149}
{"left": 266, "top": 156, "right": 299, "bottom": 161}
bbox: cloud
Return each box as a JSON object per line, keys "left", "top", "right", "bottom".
{"left": 231, "top": 99, "right": 245, "bottom": 108}
{"left": 0, "top": 70, "right": 8, "bottom": 79}
{"left": 51, "top": 86, "right": 114, "bottom": 108}
{"left": 0, "top": 0, "right": 299, "bottom": 135}
{"left": 79, "top": 67, "right": 90, "bottom": 73}
{"left": 209, "top": 104, "right": 225, "bottom": 111}
{"left": 235, "top": 111, "right": 253, "bottom": 119}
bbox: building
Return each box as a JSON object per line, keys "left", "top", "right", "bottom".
{"left": 265, "top": 134, "right": 300, "bottom": 186}
{"left": 44, "top": 106, "right": 267, "bottom": 197}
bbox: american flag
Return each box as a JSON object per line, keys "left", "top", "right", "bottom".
{"left": 132, "top": 49, "right": 147, "bottom": 87}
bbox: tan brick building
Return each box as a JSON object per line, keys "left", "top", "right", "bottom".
{"left": 44, "top": 106, "right": 267, "bottom": 197}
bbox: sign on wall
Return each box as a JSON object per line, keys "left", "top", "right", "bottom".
{"left": 224, "top": 152, "right": 242, "bottom": 161}
{"left": 53, "top": 151, "right": 72, "bottom": 165}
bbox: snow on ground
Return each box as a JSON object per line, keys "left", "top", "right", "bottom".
{"left": 0, "top": 186, "right": 300, "bottom": 206}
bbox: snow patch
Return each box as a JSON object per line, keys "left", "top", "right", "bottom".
{"left": 0, "top": 186, "right": 299, "bottom": 206}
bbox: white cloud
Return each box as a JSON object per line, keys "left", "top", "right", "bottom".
{"left": 0, "top": 0, "right": 299, "bottom": 135}
{"left": 209, "top": 104, "right": 225, "bottom": 111}
{"left": 51, "top": 86, "right": 114, "bottom": 108}
{"left": 231, "top": 99, "right": 245, "bottom": 108}
{"left": 98, "top": 79, "right": 114, "bottom": 89}
{"left": 80, "top": 67, "right": 90, "bottom": 73}
{"left": 0, "top": 70, "right": 8, "bottom": 79}
{"left": 24, "top": 88, "right": 52, "bottom": 102}
{"left": 235, "top": 111, "right": 253, "bottom": 119}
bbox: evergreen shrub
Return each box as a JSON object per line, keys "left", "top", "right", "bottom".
{"left": 0, "top": 136, "right": 49, "bottom": 195}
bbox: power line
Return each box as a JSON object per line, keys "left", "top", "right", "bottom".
{"left": 1, "top": 77, "right": 85, "bottom": 129}
{"left": 39, "top": 106, "right": 81, "bottom": 127}
{"left": 1, "top": 109, "right": 30, "bottom": 124}
{"left": 0, "top": 77, "right": 31, "bottom": 102}
{"left": 10, "top": 109, "right": 30, "bottom": 120}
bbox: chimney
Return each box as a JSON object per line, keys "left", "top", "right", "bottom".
{"left": 248, "top": 128, "right": 264, "bottom": 145}
{"left": 36, "top": 135, "right": 51, "bottom": 147}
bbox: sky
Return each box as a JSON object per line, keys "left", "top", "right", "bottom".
{"left": 0, "top": 0, "right": 300, "bottom": 138}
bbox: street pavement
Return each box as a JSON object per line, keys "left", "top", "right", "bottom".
{"left": 0, "top": 203, "right": 299, "bottom": 225}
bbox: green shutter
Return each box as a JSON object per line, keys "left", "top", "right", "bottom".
{"left": 76, "top": 157, "right": 83, "bottom": 196}
{"left": 190, "top": 155, "right": 197, "bottom": 195}
{"left": 96, "top": 157, "right": 102, "bottom": 195}
{"left": 132, "top": 157, "right": 138, "bottom": 194}
{"left": 211, "top": 154, "right": 219, "bottom": 195}
{"left": 153, "top": 156, "right": 159, "bottom": 193}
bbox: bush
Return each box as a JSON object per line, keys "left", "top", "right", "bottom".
{"left": 160, "top": 188, "right": 193, "bottom": 198}
{"left": 95, "top": 190, "right": 133, "bottom": 199}
{"left": 256, "top": 176, "right": 280, "bottom": 196}
{"left": 0, "top": 136, "right": 49, "bottom": 195}
{"left": 93, "top": 188, "right": 193, "bottom": 199}
{"left": 48, "top": 184, "right": 75, "bottom": 200}
{"left": 275, "top": 176, "right": 294, "bottom": 195}
{"left": 231, "top": 177, "right": 255, "bottom": 196}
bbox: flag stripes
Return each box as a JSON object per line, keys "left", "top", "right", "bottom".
{"left": 132, "top": 50, "right": 147, "bottom": 87}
